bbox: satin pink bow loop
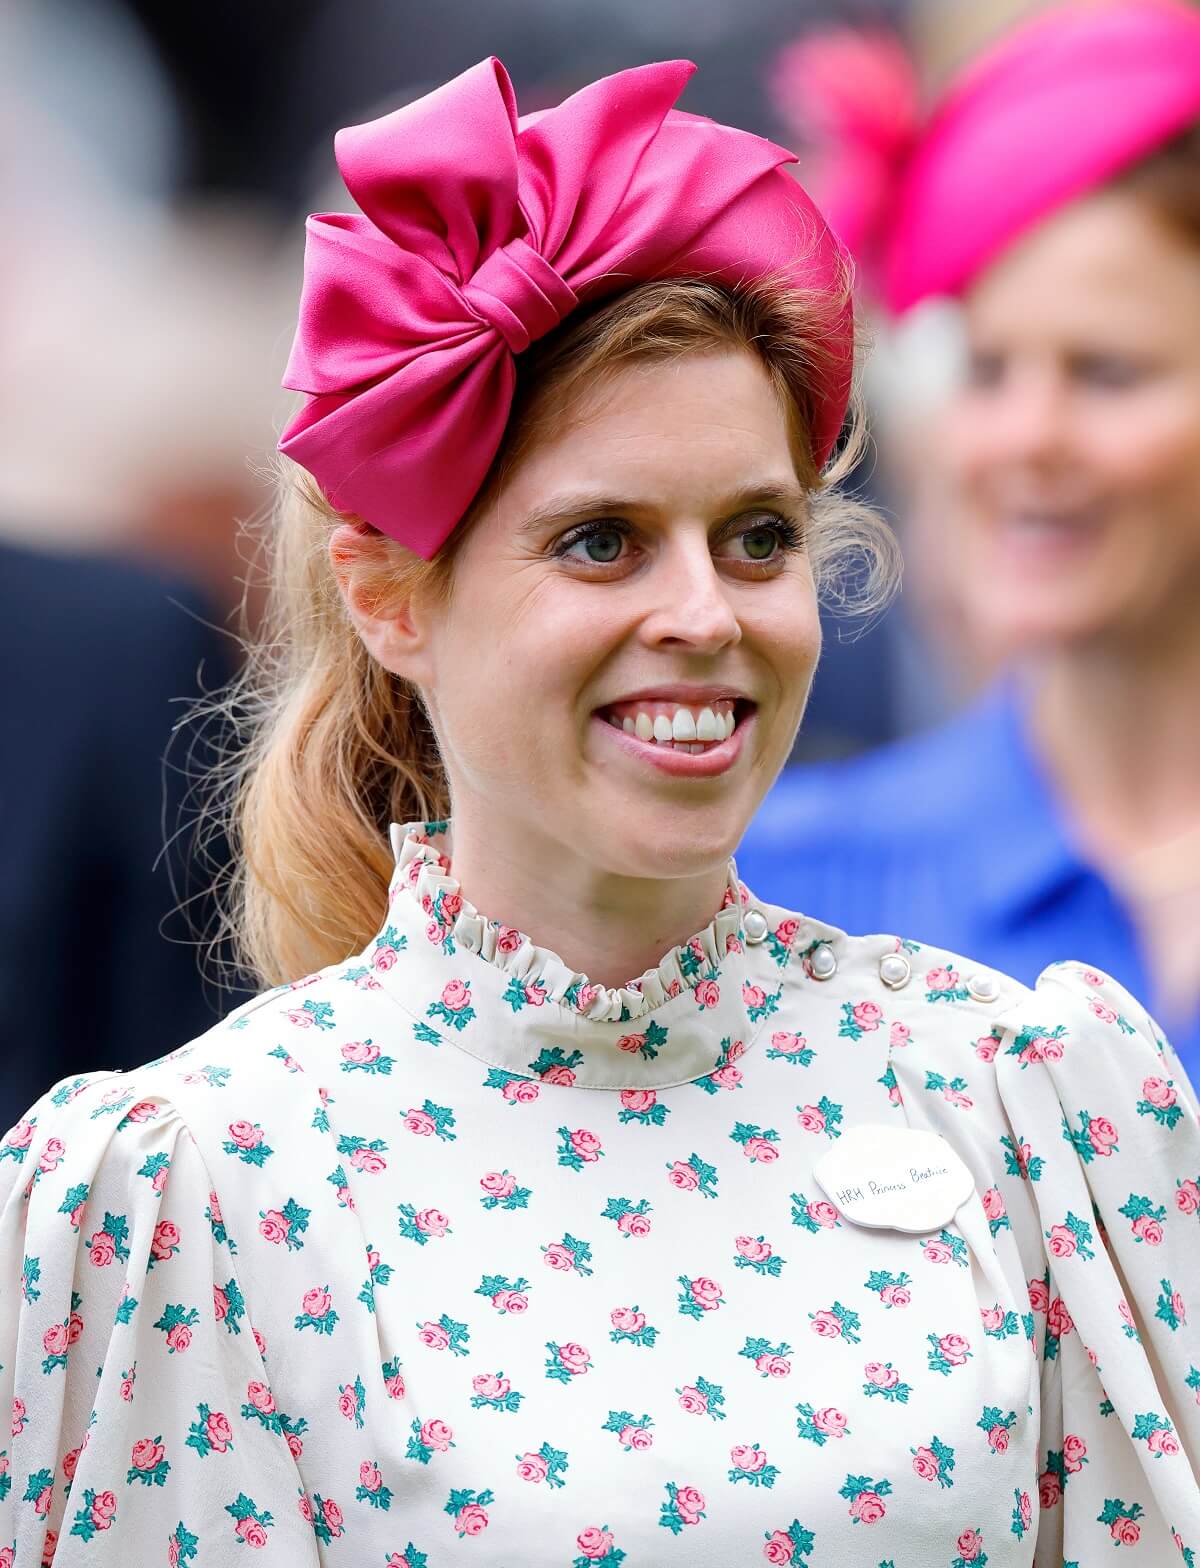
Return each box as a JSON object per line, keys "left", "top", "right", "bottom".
{"left": 280, "top": 56, "right": 853, "bottom": 557}
{"left": 462, "top": 239, "right": 579, "bottom": 355}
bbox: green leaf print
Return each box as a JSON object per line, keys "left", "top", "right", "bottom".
{"left": 168, "top": 1523, "right": 199, "bottom": 1565}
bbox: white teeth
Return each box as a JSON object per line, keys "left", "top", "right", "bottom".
{"left": 695, "top": 707, "right": 719, "bottom": 742}
{"left": 634, "top": 712, "right": 654, "bottom": 741}
{"left": 652, "top": 714, "right": 674, "bottom": 743}
{"left": 622, "top": 716, "right": 636, "bottom": 734}
{"left": 672, "top": 708, "right": 697, "bottom": 742}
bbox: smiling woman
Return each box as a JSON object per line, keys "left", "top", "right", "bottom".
{"left": 3, "top": 49, "right": 1198, "bottom": 1568}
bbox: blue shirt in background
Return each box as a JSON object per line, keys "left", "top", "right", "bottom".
{"left": 737, "top": 683, "right": 1200, "bottom": 1081}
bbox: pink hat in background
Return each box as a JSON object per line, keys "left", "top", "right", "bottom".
{"left": 772, "top": 0, "right": 1200, "bottom": 316}
{"left": 280, "top": 57, "right": 853, "bottom": 558}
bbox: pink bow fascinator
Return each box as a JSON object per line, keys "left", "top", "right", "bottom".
{"left": 280, "top": 57, "right": 853, "bottom": 558}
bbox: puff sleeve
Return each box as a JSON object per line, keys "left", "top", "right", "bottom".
{"left": 993, "top": 962, "right": 1200, "bottom": 1563}
{"left": 0, "top": 1073, "right": 317, "bottom": 1566}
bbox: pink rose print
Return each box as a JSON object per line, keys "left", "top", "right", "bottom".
{"left": 1047, "top": 1297, "right": 1073, "bottom": 1341}
{"left": 617, "top": 1033, "right": 646, "bottom": 1055}
{"left": 414, "top": 1207, "right": 449, "bottom": 1236}
{"left": 1039, "top": 1470, "right": 1062, "bottom": 1508}
{"left": 493, "top": 1288, "right": 529, "bottom": 1313}
{"left": 454, "top": 1503, "right": 489, "bottom": 1536}
{"left": 937, "top": 1333, "right": 970, "bottom": 1365}
{"left": 922, "top": 1239, "right": 953, "bottom": 1264}
{"left": 165, "top": 1323, "right": 192, "bottom": 1353}
{"left": 441, "top": 979, "right": 471, "bottom": 1011}
{"left": 42, "top": 1322, "right": 68, "bottom": 1357}
{"left": 227, "top": 1120, "right": 263, "bottom": 1150}
{"left": 755, "top": 1353, "right": 791, "bottom": 1378}
{"left": 956, "top": 1529, "right": 983, "bottom": 1561}
{"left": 90, "top": 1490, "right": 117, "bottom": 1530}
{"left": 1088, "top": 1116, "right": 1119, "bottom": 1156}
{"left": 496, "top": 925, "right": 523, "bottom": 954}
{"left": 39, "top": 1138, "right": 65, "bottom": 1173}
{"left": 576, "top": 1527, "right": 615, "bottom": 1560}
{"left": 619, "top": 1424, "right": 653, "bottom": 1450}
{"left": 668, "top": 1159, "right": 700, "bottom": 1191}
{"left": 1132, "top": 1214, "right": 1164, "bottom": 1245}
{"left": 797, "top": 1105, "right": 826, "bottom": 1134}
{"left": 558, "top": 1342, "right": 592, "bottom": 1373}
{"left": 675, "top": 1486, "right": 706, "bottom": 1523}
{"left": 131, "top": 1437, "right": 165, "bottom": 1472}
{"left": 258, "top": 1209, "right": 290, "bottom": 1245}
{"left": 764, "top": 1530, "right": 795, "bottom": 1563}
{"left": 678, "top": 1385, "right": 709, "bottom": 1414}
{"left": 925, "top": 966, "right": 957, "bottom": 992}
{"left": 359, "top": 1460, "right": 384, "bottom": 1493}
{"left": 912, "top": 1446, "right": 939, "bottom": 1482}
{"left": 1176, "top": 1179, "right": 1200, "bottom": 1215}
{"left": 338, "top": 1385, "right": 359, "bottom": 1422}
{"left": 542, "top": 1242, "right": 577, "bottom": 1271}
{"left": 975, "top": 1034, "right": 999, "bottom": 1062}
{"left": 979, "top": 1307, "right": 1005, "bottom": 1333}
{"left": 1111, "top": 1517, "right": 1141, "bottom": 1546}
{"left": 617, "top": 1211, "right": 652, "bottom": 1238}
{"left": 852, "top": 1001, "right": 883, "bottom": 1031}
{"left": 981, "top": 1187, "right": 1005, "bottom": 1221}
{"left": 690, "top": 1277, "right": 723, "bottom": 1307}
{"left": 987, "top": 1425, "right": 1010, "bottom": 1453}
{"left": 890, "top": 1021, "right": 911, "bottom": 1048}
{"left": 502, "top": 1078, "right": 540, "bottom": 1104}
{"left": 710, "top": 1064, "right": 743, "bottom": 1090}
{"left": 10, "top": 1399, "right": 25, "bottom": 1438}
{"left": 849, "top": 1491, "right": 887, "bottom": 1524}
{"left": 695, "top": 980, "right": 720, "bottom": 1008}
{"left": 7, "top": 1120, "right": 33, "bottom": 1151}
{"left": 621, "top": 1088, "right": 656, "bottom": 1113}
{"left": 745, "top": 1136, "right": 779, "bottom": 1163}
{"left": 742, "top": 984, "right": 767, "bottom": 1011}
{"left": 610, "top": 1307, "right": 646, "bottom": 1333}
{"left": 301, "top": 1286, "right": 332, "bottom": 1318}
{"left": 735, "top": 1234, "right": 774, "bottom": 1262}
{"left": 731, "top": 1444, "right": 767, "bottom": 1472}
{"left": 349, "top": 1146, "right": 387, "bottom": 1173}
{"left": 1090, "top": 999, "right": 1118, "bottom": 1025}
{"left": 235, "top": 1518, "right": 269, "bottom": 1548}
{"left": 1147, "top": 1427, "right": 1181, "bottom": 1456}
{"left": 246, "top": 1381, "right": 275, "bottom": 1414}
{"left": 471, "top": 1373, "right": 510, "bottom": 1399}
{"left": 542, "top": 1065, "right": 576, "bottom": 1086}
{"left": 420, "top": 1418, "right": 453, "bottom": 1452}
{"left": 480, "top": 1170, "right": 516, "bottom": 1199}
{"left": 570, "top": 1128, "right": 603, "bottom": 1161}
{"left": 88, "top": 1230, "right": 117, "bottom": 1267}
{"left": 809, "top": 1310, "right": 842, "bottom": 1339}
{"left": 342, "top": 1040, "right": 381, "bottom": 1066}
{"left": 1061, "top": 1436, "right": 1087, "bottom": 1472}
{"left": 880, "top": 1283, "right": 911, "bottom": 1308}
{"left": 1028, "top": 1276, "right": 1050, "bottom": 1314}
{"left": 385, "top": 1370, "right": 406, "bottom": 1399}
{"left": 419, "top": 1321, "right": 450, "bottom": 1351}
{"left": 62, "top": 1447, "right": 81, "bottom": 1481}
{"left": 205, "top": 1410, "right": 233, "bottom": 1452}
{"left": 775, "top": 917, "right": 800, "bottom": 944}
{"left": 804, "top": 1410, "right": 842, "bottom": 1442}
{"left": 864, "top": 1362, "right": 898, "bottom": 1389}
{"left": 1143, "top": 1076, "right": 1177, "bottom": 1109}
{"left": 517, "top": 1452, "right": 548, "bottom": 1483}
{"left": 150, "top": 1220, "right": 180, "bottom": 1261}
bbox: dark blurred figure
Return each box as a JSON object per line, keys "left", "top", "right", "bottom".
{"left": 0, "top": 542, "right": 248, "bottom": 1129}
{"left": 740, "top": 1, "right": 1200, "bottom": 1079}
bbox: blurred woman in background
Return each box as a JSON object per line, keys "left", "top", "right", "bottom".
{"left": 739, "top": 0, "right": 1200, "bottom": 1078}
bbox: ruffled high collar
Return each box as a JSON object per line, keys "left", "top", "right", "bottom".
{"left": 364, "top": 821, "right": 782, "bottom": 1090}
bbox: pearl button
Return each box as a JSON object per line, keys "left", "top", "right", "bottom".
{"left": 968, "top": 973, "right": 999, "bottom": 1003}
{"left": 879, "top": 953, "right": 911, "bottom": 990}
{"left": 810, "top": 942, "right": 837, "bottom": 980}
{"left": 742, "top": 909, "right": 769, "bottom": 944}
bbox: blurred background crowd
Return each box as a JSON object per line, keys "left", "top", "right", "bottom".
{"left": 5, "top": 0, "right": 1199, "bottom": 1128}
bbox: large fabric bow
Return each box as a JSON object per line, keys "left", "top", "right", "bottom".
{"left": 280, "top": 57, "right": 852, "bottom": 557}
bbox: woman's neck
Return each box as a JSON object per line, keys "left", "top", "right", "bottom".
{"left": 443, "top": 815, "right": 735, "bottom": 991}
{"left": 1027, "top": 618, "right": 1200, "bottom": 861}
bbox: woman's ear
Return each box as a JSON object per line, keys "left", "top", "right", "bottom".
{"left": 328, "top": 523, "right": 436, "bottom": 684}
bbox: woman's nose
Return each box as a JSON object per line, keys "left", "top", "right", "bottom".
{"left": 638, "top": 548, "right": 741, "bottom": 653}
{"left": 959, "top": 365, "right": 1073, "bottom": 472}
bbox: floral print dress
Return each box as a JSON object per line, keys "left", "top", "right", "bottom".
{"left": 2, "top": 820, "right": 1199, "bottom": 1567}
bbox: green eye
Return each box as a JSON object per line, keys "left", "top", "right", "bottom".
{"left": 741, "top": 527, "right": 779, "bottom": 561}
{"left": 582, "top": 529, "right": 623, "bottom": 563}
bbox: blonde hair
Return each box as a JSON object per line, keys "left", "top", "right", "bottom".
{"left": 205, "top": 275, "right": 899, "bottom": 986}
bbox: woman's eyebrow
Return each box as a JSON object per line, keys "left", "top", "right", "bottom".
{"left": 515, "top": 480, "right": 806, "bottom": 535}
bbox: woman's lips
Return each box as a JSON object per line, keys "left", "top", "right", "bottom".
{"left": 591, "top": 706, "right": 753, "bottom": 777}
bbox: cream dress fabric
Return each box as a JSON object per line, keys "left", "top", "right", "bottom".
{"left": 2, "top": 821, "right": 1199, "bottom": 1566}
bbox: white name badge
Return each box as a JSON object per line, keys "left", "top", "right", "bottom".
{"left": 812, "top": 1123, "right": 974, "bottom": 1234}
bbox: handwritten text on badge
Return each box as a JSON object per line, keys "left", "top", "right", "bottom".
{"left": 812, "top": 1124, "right": 975, "bottom": 1234}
